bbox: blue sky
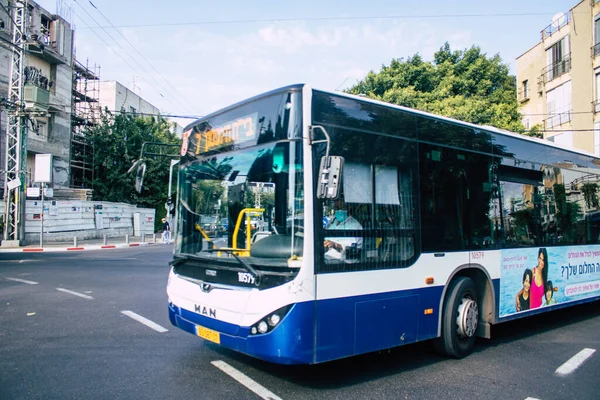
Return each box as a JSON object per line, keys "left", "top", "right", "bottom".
{"left": 35, "top": 0, "right": 577, "bottom": 124}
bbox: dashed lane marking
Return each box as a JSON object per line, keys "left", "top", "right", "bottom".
{"left": 5, "top": 277, "right": 39, "bottom": 285}
{"left": 212, "top": 360, "right": 283, "bottom": 400}
{"left": 120, "top": 310, "right": 168, "bottom": 333}
{"left": 555, "top": 348, "right": 596, "bottom": 376}
{"left": 56, "top": 288, "right": 94, "bottom": 300}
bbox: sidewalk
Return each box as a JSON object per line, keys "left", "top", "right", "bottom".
{"left": 0, "top": 235, "right": 172, "bottom": 253}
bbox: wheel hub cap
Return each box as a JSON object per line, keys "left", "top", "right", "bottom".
{"left": 456, "top": 298, "right": 478, "bottom": 338}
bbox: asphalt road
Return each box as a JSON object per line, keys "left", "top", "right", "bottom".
{"left": 0, "top": 246, "right": 598, "bottom": 400}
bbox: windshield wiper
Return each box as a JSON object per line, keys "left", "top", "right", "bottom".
{"left": 204, "top": 248, "right": 261, "bottom": 286}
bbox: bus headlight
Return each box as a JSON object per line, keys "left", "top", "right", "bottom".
{"left": 258, "top": 321, "right": 268, "bottom": 334}
{"left": 249, "top": 304, "right": 293, "bottom": 335}
{"left": 268, "top": 314, "right": 280, "bottom": 326}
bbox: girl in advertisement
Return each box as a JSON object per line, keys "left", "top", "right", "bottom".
{"left": 514, "top": 248, "right": 548, "bottom": 311}
{"left": 515, "top": 268, "right": 533, "bottom": 312}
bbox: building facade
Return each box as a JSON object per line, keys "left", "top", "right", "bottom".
{"left": 0, "top": 0, "right": 74, "bottom": 189}
{"left": 516, "top": 0, "right": 600, "bottom": 154}
{"left": 96, "top": 81, "right": 160, "bottom": 116}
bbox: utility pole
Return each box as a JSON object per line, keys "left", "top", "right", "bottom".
{"left": 3, "top": 1, "right": 28, "bottom": 245}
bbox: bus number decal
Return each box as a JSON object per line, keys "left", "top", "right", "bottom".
{"left": 471, "top": 251, "right": 484, "bottom": 260}
{"left": 238, "top": 272, "right": 255, "bottom": 285}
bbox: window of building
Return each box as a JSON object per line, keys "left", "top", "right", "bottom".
{"left": 545, "top": 36, "right": 570, "bottom": 81}
{"left": 595, "top": 15, "right": 600, "bottom": 57}
{"left": 546, "top": 81, "right": 572, "bottom": 128}
{"left": 595, "top": 122, "right": 600, "bottom": 156}
{"left": 129, "top": 106, "right": 136, "bottom": 114}
{"left": 523, "top": 80, "right": 529, "bottom": 99}
{"left": 596, "top": 71, "right": 600, "bottom": 113}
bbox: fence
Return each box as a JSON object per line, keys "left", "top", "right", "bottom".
{"left": 0, "top": 200, "right": 155, "bottom": 245}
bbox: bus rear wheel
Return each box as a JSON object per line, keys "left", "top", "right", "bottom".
{"left": 435, "top": 276, "right": 479, "bottom": 359}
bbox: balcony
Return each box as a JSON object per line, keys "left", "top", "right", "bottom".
{"left": 593, "top": 42, "right": 600, "bottom": 58}
{"left": 541, "top": 55, "right": 571, "bottom": 83}
{"left": 544, "top": 110, "right": 572, "bottom": 129}
{"left": 517, "top": 87, "right": 530, "bottom": 103}
{"left": 541, "top": 12, "right": 570, "bottom": 40}
{"left": 23, "top": 85, "right": 50, "bottom": 112}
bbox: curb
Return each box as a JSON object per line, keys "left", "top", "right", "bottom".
{"left": 0, "top": 242, "right": 161, "bottom": 253}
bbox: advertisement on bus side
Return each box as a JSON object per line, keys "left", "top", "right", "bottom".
{"left": 499, "top": 246, "right": 600, "bottom": 317}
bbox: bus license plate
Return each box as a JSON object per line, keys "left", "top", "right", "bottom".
{"left": 196, "top": 325, "right": 220, "bottom": 344}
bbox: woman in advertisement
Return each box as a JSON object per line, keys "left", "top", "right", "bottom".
{"left": 530, "top": 248, "right": 549, "bottom": 308}
{"left": 515, "top": 248, "right": 549, "bottom": 311}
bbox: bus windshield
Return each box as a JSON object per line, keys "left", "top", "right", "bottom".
{"left": 175, "top": 141, "right": 304, "bottom": 268}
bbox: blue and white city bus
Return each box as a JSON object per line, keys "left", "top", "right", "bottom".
{"left": 166, "top": 84, "right": 600, "bottom": 364}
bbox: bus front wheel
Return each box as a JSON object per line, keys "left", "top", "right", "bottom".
{"left": 435, "top": 276, "right": 479, "bottom": 358}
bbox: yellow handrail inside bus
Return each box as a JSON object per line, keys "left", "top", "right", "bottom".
{"left": 232, "top": 208, "right": 265, "bottom": 254}
{"left": 194, "top": 222, "right": 212, "bottom": 242}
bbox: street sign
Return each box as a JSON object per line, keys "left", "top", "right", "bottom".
{"left": 27, "top": 187, "right": 40, "bottom": 197}
{"left": 6, "top": 178, "right": 20, "bottom": 190}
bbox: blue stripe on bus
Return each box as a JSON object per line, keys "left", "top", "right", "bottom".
{"left": 314, "top": 286, "right": 444, "bottom": 363}
{"left": 169, "top": 301, "right": 315, "bottom": 364}
{"left": 169, "top": 276, "right": 599, "bottom": 364}
{"left": 169, "top": 284, "right": 445, "bottom": 364}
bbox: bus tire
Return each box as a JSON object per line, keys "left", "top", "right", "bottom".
{"left": 434, "top": 276, "right": 479, "bottom": 359}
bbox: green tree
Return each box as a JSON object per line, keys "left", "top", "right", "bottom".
{"left": 84, "top": 110, "right": 181, "bottom": 230}
{"left": 348, "top": 42, "right": 524, "bottom": 132}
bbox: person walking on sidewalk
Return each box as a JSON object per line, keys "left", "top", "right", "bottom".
{"left": 162, "top": 218, "right": 171, "bottom": 244}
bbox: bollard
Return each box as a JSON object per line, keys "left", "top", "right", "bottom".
{"left": 125, "top": 234, "right": 129, "bottom": 245}
{"left": 74, "top": 236, "right": 78, "bottom": 247}
{"left": 141, "top": 234, "right": 145, "bottom": 243}
{"left": 153, "top": 233, "right": 156, "bottom": 244}
{"left": 103, "top": 235, "right": 107, "bottom": 246}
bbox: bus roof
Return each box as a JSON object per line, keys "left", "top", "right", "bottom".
{"left": 186, "top": 83, "right": 599, "bottom": 161}
{"left": 184, "top": 84, "right": 304, "bottom": 131}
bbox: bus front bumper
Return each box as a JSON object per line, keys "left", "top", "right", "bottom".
{"left": 168, "top": 301, "right": 314, "bottom": 365}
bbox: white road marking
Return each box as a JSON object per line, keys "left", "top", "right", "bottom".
{"left": 525, "top": 397, "right": 541, "bottom": 400}
{"left": 56, "top": 288, "right": 94, "bottom": 300}
{"left": 212, "top": 360, "right": 283, "bottom": 400}
{"left": 555, "top": 348, "right": 596, "bottom": 376}
{"left": 120, "top": 310, "right": 168, "bottom": 333}
{"left": 5, "top": 277, "right": 38, "bottom": 285}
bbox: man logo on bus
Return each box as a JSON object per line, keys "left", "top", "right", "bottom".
{"left": 194, "top": 304, "right": 217, "bottom": 318}
{"left": 181, "top": 130, "right": 191, "bottom": 156}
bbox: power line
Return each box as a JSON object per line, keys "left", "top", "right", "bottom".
{"left": 80, "top": 0, "right": 195, "bottom": 115}
{"left": 64, "top": 0, "right": 192, "bottom": 115}
{"left": 528, "top": 129, "right": 599, "bottom": 133}
{"left": 76, "top": 12, "right": 573, "bottom": 29}
{"left": 521, "top": 111, "right": 595, "bottom": 116}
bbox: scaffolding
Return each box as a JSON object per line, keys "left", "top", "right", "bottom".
{"left": 70, "top": 58, "right": 100, "bottom": 189}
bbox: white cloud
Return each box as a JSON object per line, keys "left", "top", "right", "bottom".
{"left": 74, "top": 20, "right": 472, "bottom": 117}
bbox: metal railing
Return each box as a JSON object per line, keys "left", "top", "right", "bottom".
{"left": 541, "top": 12, "right": 570, "bottom": 39}
{"left": 517, "top": 87, "right": 530, "bottom": 102}
{"left": 593, "top": 42, "right": 600, "bottom": 58}
{"left": 544, "top": 110, "right": 572, "bottom": 129}
{"left": 594, "top": 99, "right": 600, "bottom": 114}
{"left": 541, "top": 54, "right": 571, "bottom": 83}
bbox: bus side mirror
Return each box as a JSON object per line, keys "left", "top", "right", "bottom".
{"left": 134, "top": 162, "right": 146, "bottom": 193}
{"left": 316, "top": 156, "right": 344, "bottom": 199}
